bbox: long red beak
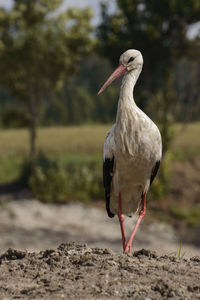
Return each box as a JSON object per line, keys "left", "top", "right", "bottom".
{"left": 97, "top": 64, "right": 127, "bottom": 95}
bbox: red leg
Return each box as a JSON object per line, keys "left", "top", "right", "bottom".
{"left": 124, "top": 192, "right": 146, "bottom": 254}
{"left": 118, "top": 192, "right": 127, "bottom": 252}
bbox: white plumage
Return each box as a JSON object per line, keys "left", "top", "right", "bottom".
{"left": 98, "top": 49, "right": 162, "bottom": 253}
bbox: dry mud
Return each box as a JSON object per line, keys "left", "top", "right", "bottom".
{"left": 0, "top": 242, "right": 200, "bottom": 300}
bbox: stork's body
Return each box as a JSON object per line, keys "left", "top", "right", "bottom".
{"left": 98, "top": 49, "right": 162, "bottom": 253}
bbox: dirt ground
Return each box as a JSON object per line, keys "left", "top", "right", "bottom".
{"left": 0, "top": 242, "right": 200, "bottom": 300}
{"left": 0, "top": 198, "right": 200, "bottom": 299}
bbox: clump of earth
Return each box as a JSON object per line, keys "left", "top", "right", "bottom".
{"left": 0, "top": 242, "right": 200, "bottom": 300}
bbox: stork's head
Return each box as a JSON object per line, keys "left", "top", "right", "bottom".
{"left": 98, "top": 49, "right": 143, "bottom": 95}
{"left": 120, "top": 49, "right": 143, "bottom": 72}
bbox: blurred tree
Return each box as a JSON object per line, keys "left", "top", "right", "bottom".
{"left": 64, "top": 84, "right": 95, "bottom": 125}
{"left": 2, "top": 107, "right": 30, "bottom": 128}
{"left": 76, "top": 55, "right": 119, "bottom": 123}
{"left": 41, "top": 55, "right": 120, "bottom": 125}
{"left": 0, "top": 0, "right": 93, "bottom": 170}
{"left": 97, "top": 0, "right": 200, "bottom": 153}
{"left": 175, "top": 58, "right": 200, "bottom": 122}
{"left": 174, "top": 36, "right": 200, "bottom": 122}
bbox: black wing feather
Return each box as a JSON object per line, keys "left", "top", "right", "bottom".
{"left": 150, "top": 161, "right": 160, "bottom": 186}
{"left": 103, "top": 157, "right": 115, "bottom": 218}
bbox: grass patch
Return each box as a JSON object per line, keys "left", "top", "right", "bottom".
{"left": 0, "top": 155, "right": 24, "bottom": 183}
{"left": 0, "top": 124, "right": 109, "bottom": 185}
{"left": 22, "top": 152, "right": 103, "bottom": 203}
{"left": 177, "top": 241, "right": 186, "bottom": 260}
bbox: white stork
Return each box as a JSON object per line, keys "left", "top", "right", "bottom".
{"left": 98, "top": 49, "right": 162, "bottom": 254}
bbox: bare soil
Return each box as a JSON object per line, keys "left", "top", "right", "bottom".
{"left": 0, "top": 199, "right": 200, "bottom": 299}
{"left": 0, "top": 242, "right": 200, "bottom": 300}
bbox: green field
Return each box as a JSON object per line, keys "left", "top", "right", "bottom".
{"left": 0, "top": 125, "right": 110, "bottom": 155}
{"left": 0, "top": 123, "right": 199, "bottom": 183}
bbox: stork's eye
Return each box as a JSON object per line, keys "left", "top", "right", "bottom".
{"left": 128, "top": 57, "right": 135, "bottom": 63}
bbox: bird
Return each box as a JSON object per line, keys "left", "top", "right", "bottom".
{"left": 97, "top": 49, "right": 162, "bottom": 254}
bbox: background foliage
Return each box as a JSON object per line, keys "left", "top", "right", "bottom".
{"left": 0, "top": 0, "right": 199, "bottom": 205}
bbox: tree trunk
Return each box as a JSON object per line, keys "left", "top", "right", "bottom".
{"left": 29, "top": 96, "right": 38, "bottom": 175}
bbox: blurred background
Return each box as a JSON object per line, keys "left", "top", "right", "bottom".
{"left": 0, "top": 0, "right": 200, "bottom": 256}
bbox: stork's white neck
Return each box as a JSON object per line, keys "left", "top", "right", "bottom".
{"left": 116, "top": 68, "right": 141, "bottom": 123}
